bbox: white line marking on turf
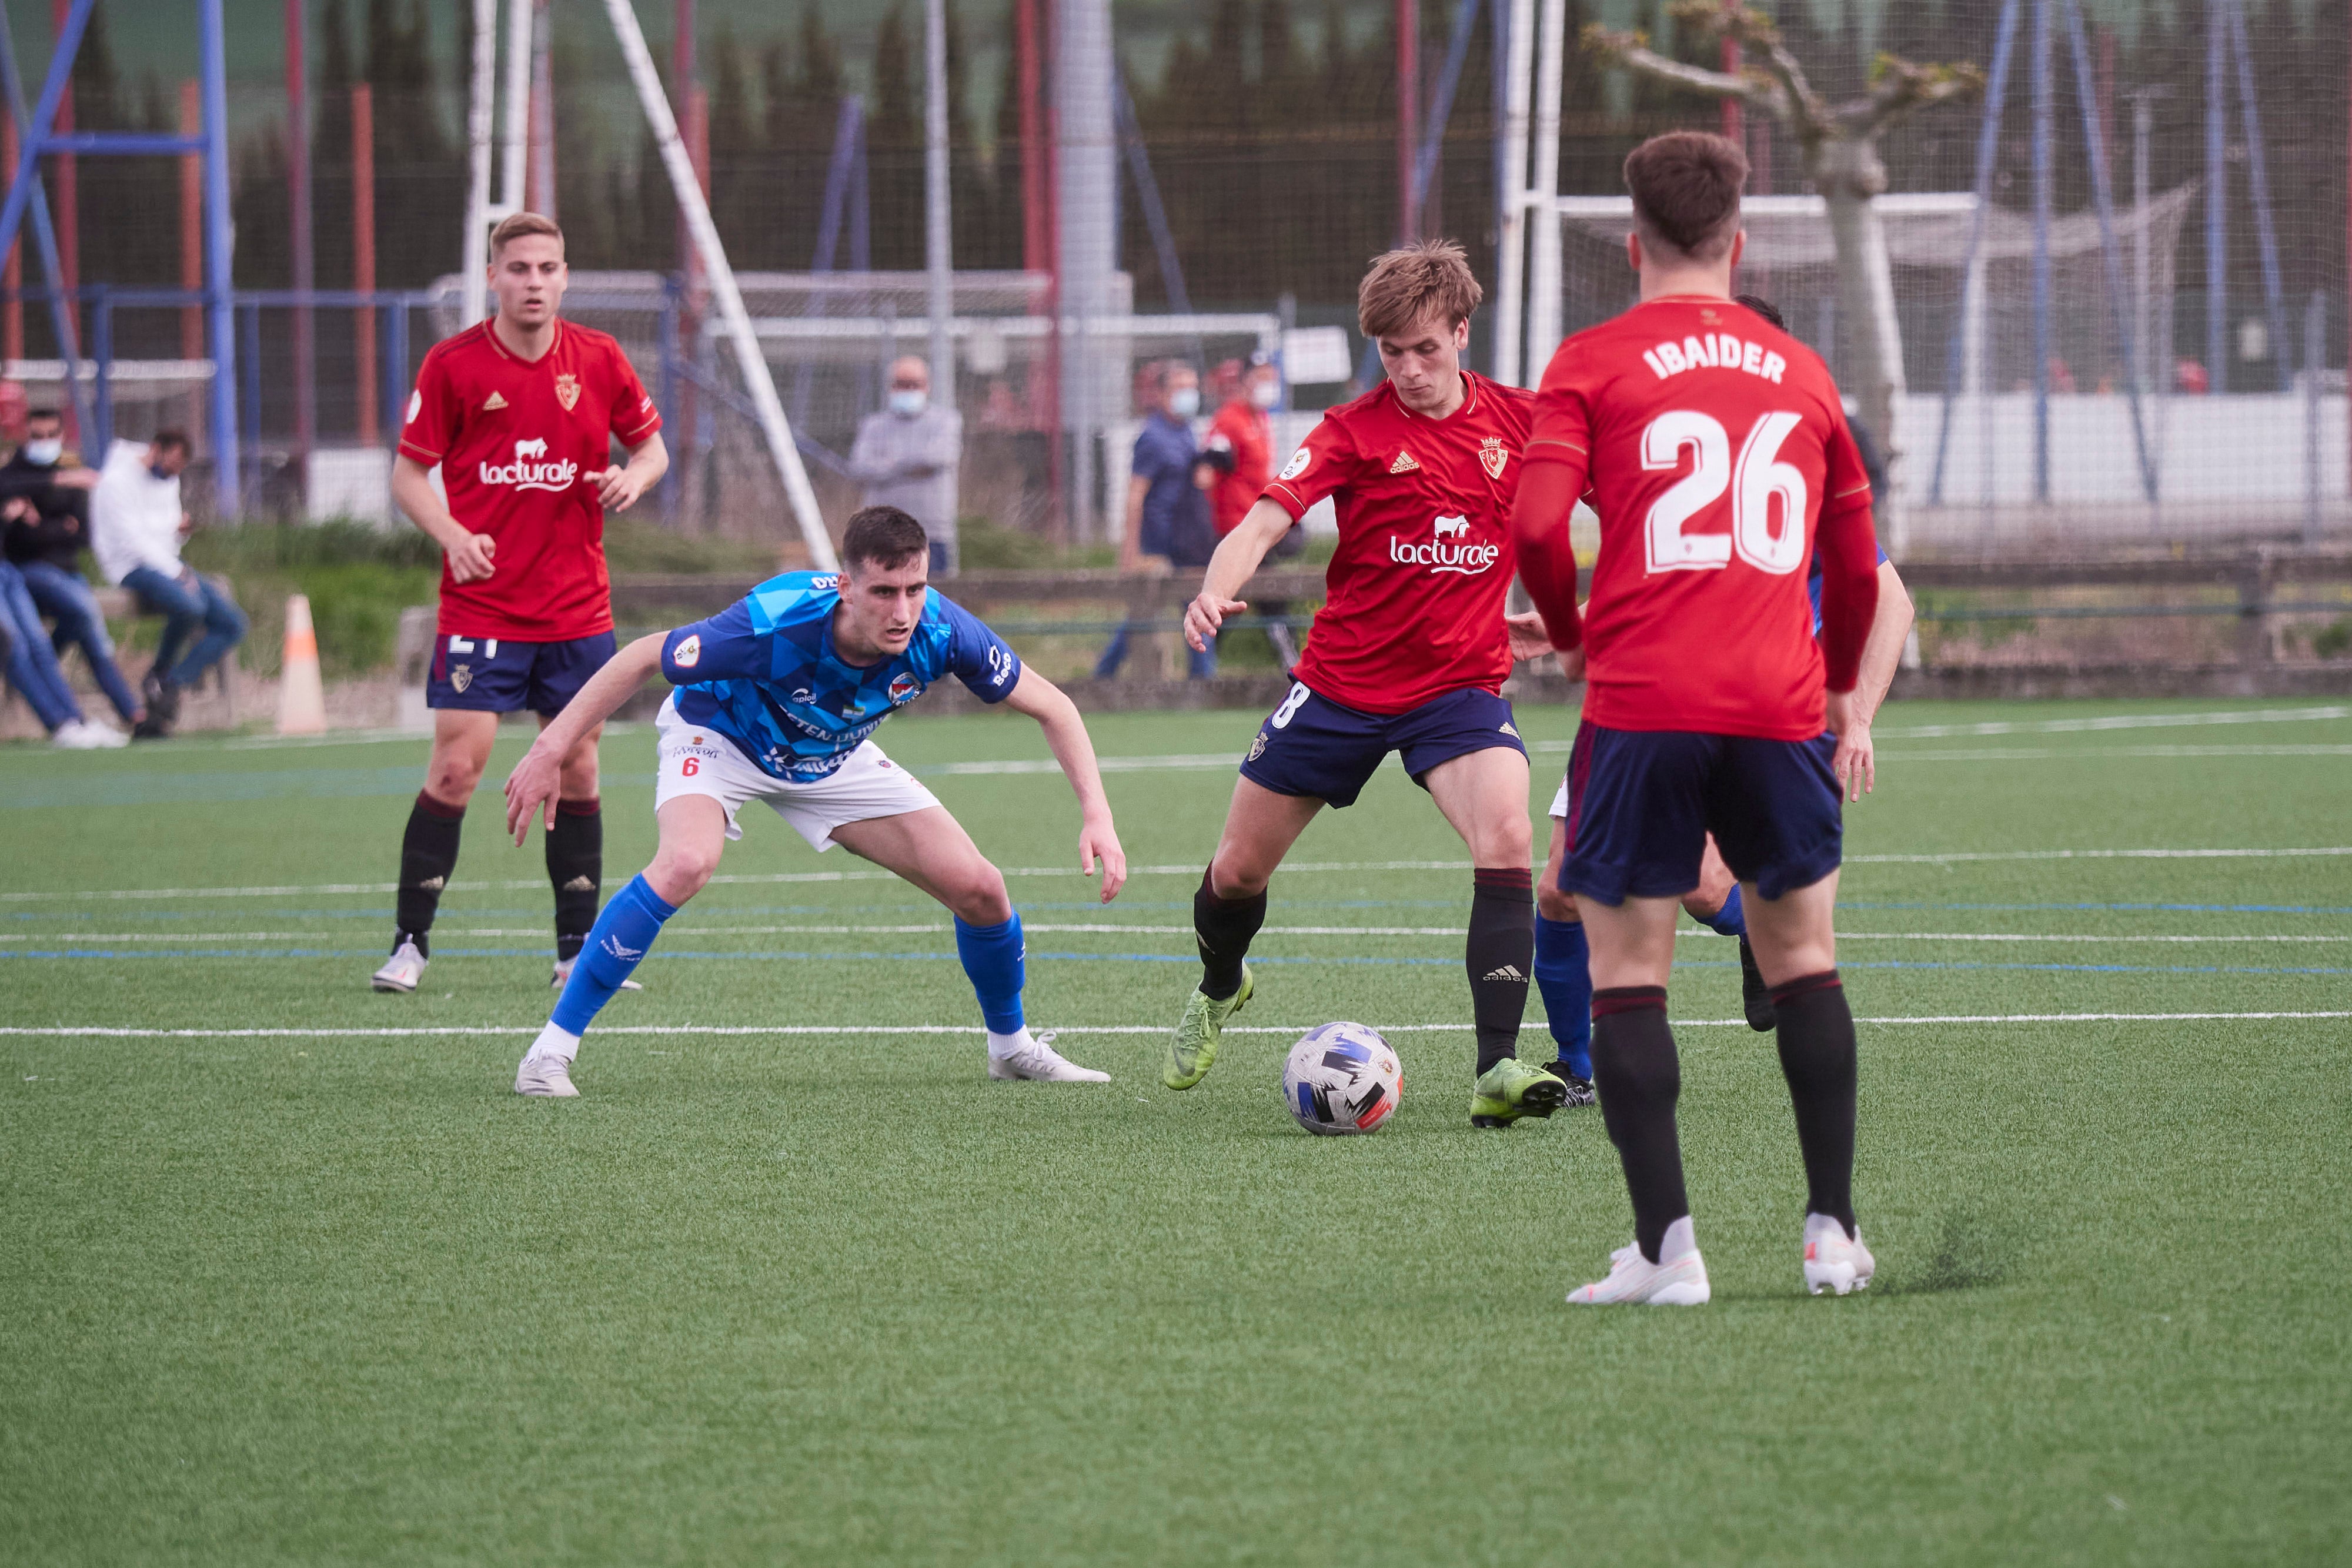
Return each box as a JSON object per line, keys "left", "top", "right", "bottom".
{"left": 1525, "top": 706, "right": 2350, "bottom": 751}
{"left": 11, "top": 927, "right": 2346, "bottom": 945}
{"left": 5, "top": 1011, "right": 2345, "bottom": 1041}
{"left": 12, "top": 847, "right": 2352, "bottom": 905}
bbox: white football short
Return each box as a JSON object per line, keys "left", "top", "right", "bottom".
{"left": 653, "top": 695, "right": 941, "bottom": 851}
{"left": 1549, "top": 778, "right": 1569, "bottom": 820}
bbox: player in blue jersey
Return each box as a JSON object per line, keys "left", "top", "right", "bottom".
{"left": 1528, "top": 295, "right": 1915, "bottom": 1101}
{"left": 498, "top": 506, "right": 1129, "bottom": 1096}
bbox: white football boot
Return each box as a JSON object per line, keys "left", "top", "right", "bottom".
{"left": 987, "top": 1029, "right": 1110, "bottom": 1083}
{"left": 1802, "top": 1213, "right": 1876, "bottom": 1296}
{"left": 1567, "top": 1218, "right": 1711, "bottom": 1305}
{"left": 370, "top": 939, "right": 427, "bottom": 992}
{"left": 513, "top": 1054, "right": 580, "bottom": 1098}
{"left": 550, "top": 957, "right": 640, "bottom": 992}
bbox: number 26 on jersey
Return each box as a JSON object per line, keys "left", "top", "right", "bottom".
{"left": 1641, "top": 409, "right": 1810, "bottom": 577}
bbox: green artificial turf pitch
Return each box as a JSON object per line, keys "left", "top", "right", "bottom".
{"left": 3, "top": 697, "right": 2348, "bottom": 1565}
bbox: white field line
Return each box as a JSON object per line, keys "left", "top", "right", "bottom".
{"left": 1524, "top": 706, "right": 2351, "bottom": 752}
{"left": 11, "top": 846, "right": 2352, "bottom": 906}
{"left": 5, "top": 1011, "right": 2347, "bottom": 1041}
{"left": 9, "top": 927, "right": 2349, "bottom": 945}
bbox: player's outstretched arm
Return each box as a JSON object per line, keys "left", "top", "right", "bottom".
{"left": 1831, "top": 560, "right": 1916, "bottom": 802}
{"left": 504, "top": 633, "right": 666, "bottom": 843}
{"left": 999, "top": 667, "right": 1128, "bottom": 903}
{"left": 391, "top": 453, "right": 496, "bottom": 583}
{"left": 593, "top": 433, "right": 670, "bottom": 514}
{"left": 1184, "top": 497, "right": 1294, "bottom": 652}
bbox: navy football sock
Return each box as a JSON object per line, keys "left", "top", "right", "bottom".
{"left": 550, "top": 875, "right": 675, "bottom": 1036}
{"left": 954, "top": 913, "right": 1027, "bottom": 1036}
{"left": 546, "top": 797, "right": 603, "bottom": 962}
{"left": 1533, "top": 914, "right": 1593, "bottom": 1078}
{"left": 1692, "top": 882, "right": 1747, "bottom": 938}
{"left": 394, "top": 790, "right": 466, "bottom": 955}
{"left": 1591, "top": 987, "right": 1689, "bottom": 1265}
{"left": 1467, "top": 868, "right": 1535, "bottom": 1076}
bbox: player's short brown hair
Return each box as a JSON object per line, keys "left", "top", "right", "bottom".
{"left": 490, "top": 211, "right": 564, "bottom": 259}
{"left": 151, "top": 428, "right": 192, "bottom": 456}
{"left": 841, "top": 506, "right": 929, "bottom": 574}
{"left": 1623, "top": 131, "right": 1748, "bottom": 262}
{"left": 1357, "top": 238, "right": 1483, "bottom": 339}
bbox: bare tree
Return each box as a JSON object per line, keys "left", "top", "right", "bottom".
{"left": 1585, "top": 2, "right": 1982, "bottom": 546}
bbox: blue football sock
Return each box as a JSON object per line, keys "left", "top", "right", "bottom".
{"left": 1695, "top": 882, "right": 1748, "bottom": 938}
{"left": 955, "top": 912, "right": 1026, "bottom": 1035}
{"left": 550, "top": 874, "right": 676, "bottom": 1035}
{"left": 1533, "top": 914, "right": 1593, "bottom": 1079}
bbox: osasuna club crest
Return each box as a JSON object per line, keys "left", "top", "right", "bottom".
{"left": 450, "top": 663, "right": 473, "bottom": 693}
{"left": 554, "top": 372, "right": 582, "bottom": 412}
{"left": 1478, "top": 436, "right": 1509, "bottom": 480}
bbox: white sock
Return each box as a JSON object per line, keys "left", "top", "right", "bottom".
{"left": 986, "top": 1026, "right": 1034, "bottom": 1059}
{"left": 526, "top": 1021, "right": 581, "bottom": 1064}
{"left": 1659, "top": 1215, "right": 1699, "bottom": 1263}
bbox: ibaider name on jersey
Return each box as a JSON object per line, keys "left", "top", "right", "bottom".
{"left": 1263, "top": 370, "right": 1534, "bottom": 712}
{"left": 1526, "top": 296, "right": 1877, "bottom": 738}
{"left": 658, "top": 571, "right": 1022, "bottom": 780}
{"left": 398, "top": 319, "right": 663, "bottom": 641}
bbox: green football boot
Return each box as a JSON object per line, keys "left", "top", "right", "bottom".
{"left": 1164, "top": 967, "right": 1253, "bottom": 1090}
{"left": 1469, "top": 1056, "right": 1572, "bottom": 1128}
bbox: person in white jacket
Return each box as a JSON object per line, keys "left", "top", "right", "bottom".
{"left": 91, "top": 430, "right": 246, "bottom": 735}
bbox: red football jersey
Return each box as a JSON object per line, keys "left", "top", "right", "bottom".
{"left": 1263, "top": 372, "right": 1534, "bottom": 714}
{"left": 1522, "top": 296, "right": 1877, "bottom": 740}
{"left": 398, "top": 318, "right": 663, "bottom": 641}
{"left": 1204, "top": 397, "right": 1272, "bottom": 535}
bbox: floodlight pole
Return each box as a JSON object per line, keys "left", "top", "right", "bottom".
{"left": 461, "top": 0, "right": 498, "bottom": 325}
{"left": 1522, "top": 0, "right": 1565, "bottom": 378}
{"left": 924, "top": 0, "right": 954, "bottom": 410}
{"left": 600, "top": 0, "right": 836, "bottom": 569}
{"left": 1492, "top": 0, "right": 1535, "bottom": 386}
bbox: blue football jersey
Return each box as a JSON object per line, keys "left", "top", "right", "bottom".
{"left": 659, "top": 571, "right": 1022, "bottom": 781}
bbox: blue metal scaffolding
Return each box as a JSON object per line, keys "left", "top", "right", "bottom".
{"left": 0, "top": 0, "right": 238, "bottom": 515}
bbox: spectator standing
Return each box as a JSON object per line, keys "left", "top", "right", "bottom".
{"left": 0, "top": 496, "right": 121, "bottom": 746}
{"left": 1097, "top": 362, "right": 1218, "bottom": 680}
{"left": 91, "top": 430, "right": 247, "bottom": 737}
{"left": 2, "top": 407, "right": 145, "bottom": 728}
{"left": 849, "top": 356, "right": 964, "bottom": 576}
{"left": 1198, "top": 352, "right": 1302, "bottom": 669}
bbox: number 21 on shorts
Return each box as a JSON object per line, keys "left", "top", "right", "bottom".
{"left": 1641, "top": 409, "right": 1809, "bottom": 577}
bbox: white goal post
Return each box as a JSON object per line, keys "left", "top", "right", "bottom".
{"left": 460, "top": 0, "right": 838, "bottom": 570}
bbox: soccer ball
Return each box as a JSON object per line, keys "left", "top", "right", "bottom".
{"left": 1282, "top": 1022, "right": 1402, "bottom": 1135}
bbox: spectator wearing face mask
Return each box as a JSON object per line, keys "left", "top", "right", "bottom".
{"left": 2, "top": 407, "right": 145, "bottom": 730}
{"left": 1196, "top": 352, "right": 1302, "bottom": 670}
{"left": 91, "top": 430, "right": 247, "bottom": 736}
{"left": 848, "top": 355, "right": 964, "bottom": 576}
{"left": 1097, "top": 361, "right": 1217, "bottom": 681}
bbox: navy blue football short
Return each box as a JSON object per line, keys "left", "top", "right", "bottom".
{"left": 1239, "top": 681, "right": 1525, "bottom": 809}
{"left": 426, "top": 630, "right": 617, "bottom": 716}
{"left": 1558, "top": 720, "right": 1842, "bottom": 904}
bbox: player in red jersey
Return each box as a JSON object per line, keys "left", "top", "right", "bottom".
{"left": 1197, "top": 352, "right": 1301, "bottom": 667}
{"left": 1512, "top": 133, "right": 1883, "bottom": 1303}
{"left": 370, "top": 212, "right": 670, "bottom": 995}
{"left": 1165, "top": 240, "right": 1566, "bottom": 1129}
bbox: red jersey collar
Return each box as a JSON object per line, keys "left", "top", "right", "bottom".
{"left": 483, "top": 316, "right": 564, "bottom": 365}
{"left": 1392, "top": 369, "right": 1480, "bottom": 423}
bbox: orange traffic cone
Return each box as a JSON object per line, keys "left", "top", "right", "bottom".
{"left": 276, "top": 593, "right": 328, "bottom": 735}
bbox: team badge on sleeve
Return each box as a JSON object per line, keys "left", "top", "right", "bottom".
{"left": 1278, "top": 446, "right": 1311, "bottom": 482}
{"left": 673, "top": 633, "right": 701, "bottom": 668}
{"left": 555, "top": 372, "right": 582, "bottom": 412}
{"left": 1479, "top": 437, "right": 1509, "bottom": 479}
